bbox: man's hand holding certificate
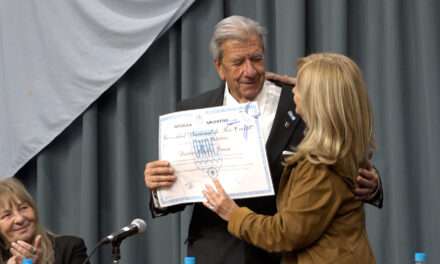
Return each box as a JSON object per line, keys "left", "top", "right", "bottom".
{"left": 157, "top": 102, "right": 274, "bottom": 207}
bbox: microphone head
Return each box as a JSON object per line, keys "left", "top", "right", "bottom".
{"left": 131, "top": 218, "right": 147, "bottom": 233}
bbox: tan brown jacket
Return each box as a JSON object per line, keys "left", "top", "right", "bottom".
{"left": 228, "top": 159, "right": 376, "bottom": 264}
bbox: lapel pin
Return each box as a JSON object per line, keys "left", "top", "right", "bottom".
{"left": 288, "top": 110, "right": 296, "bottom": 121}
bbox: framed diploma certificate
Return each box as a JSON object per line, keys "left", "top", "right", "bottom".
{"left": 157, "top": 102, "right": 274, "bottom": 207}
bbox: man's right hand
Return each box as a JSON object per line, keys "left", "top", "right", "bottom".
{"left": 144, "top": 160, "right": 177, "bottom": 191}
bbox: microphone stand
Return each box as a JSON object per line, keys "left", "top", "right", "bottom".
{"left": 82, "top": 219, "right": 146, "bottom": 264}
{"left": 111, "top": 240, "right": 122, "bottom": 264}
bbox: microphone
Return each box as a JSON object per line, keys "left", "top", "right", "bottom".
{"left": 101, "top": 218, "right": 147, "bottom": 244}
{"left": 81, "top": 219, "right": 147, "bottom": 264}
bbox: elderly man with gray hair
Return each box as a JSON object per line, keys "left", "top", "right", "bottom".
{"left": 144, "top": 15, "right": 383, "bottom": 264}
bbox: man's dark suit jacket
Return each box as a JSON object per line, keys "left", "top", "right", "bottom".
{"left": 152, "top": 83, "right": 306, "bottom": 264}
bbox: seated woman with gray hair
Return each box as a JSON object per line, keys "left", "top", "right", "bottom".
{"left": 0, "top": 178, "right": 89, "bottom": 264}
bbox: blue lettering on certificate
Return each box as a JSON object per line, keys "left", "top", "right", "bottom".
{"left": 191, "top": 129, "right": 223, "bottom": 179}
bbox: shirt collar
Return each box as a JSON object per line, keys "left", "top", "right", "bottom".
{"left": 223, "top": 82, "right": 267, "bottom": 106}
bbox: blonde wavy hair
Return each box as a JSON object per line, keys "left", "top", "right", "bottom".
{"left": 0, "top": 178, "right": 54, "bottom": 264}
{"left": 287, "top": 53, "right": 375, "bottom": 180}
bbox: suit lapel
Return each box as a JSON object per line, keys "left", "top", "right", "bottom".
{"left": 207, "top": 85, "right": 225, "bottom": 107}
{"left": 265, "top": 87, "right": 302, "bottom": 165}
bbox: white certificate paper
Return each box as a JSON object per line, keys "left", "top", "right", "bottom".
{"left": 157, "top": 102, "right": 274, "bottom": 207}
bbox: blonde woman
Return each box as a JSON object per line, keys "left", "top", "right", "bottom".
{"left": 203, "top": 53, "right": 376, "bottom": 264}
{"left": 0, "top": 178, "right": 88, "bottom": 264}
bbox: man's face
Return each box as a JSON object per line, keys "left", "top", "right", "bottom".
{"left": 215, "top": 35, "right": 265, "bottom": 103}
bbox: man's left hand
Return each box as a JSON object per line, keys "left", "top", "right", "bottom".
{"left": 355, "top": 161, "right": 379, "bottom": 201}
